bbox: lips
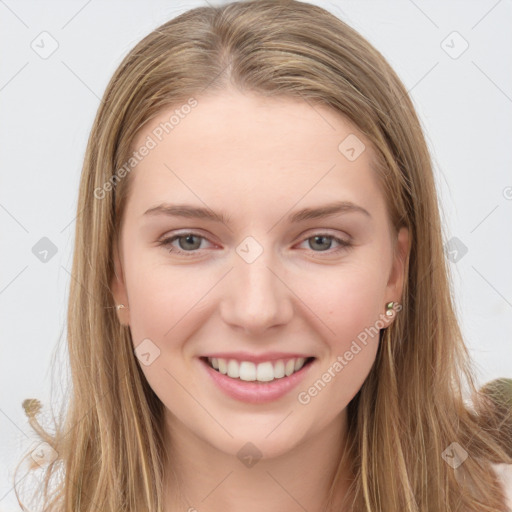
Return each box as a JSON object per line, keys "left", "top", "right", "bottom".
{"left": 199, "top": 355, "right": 316, "bottom": 404}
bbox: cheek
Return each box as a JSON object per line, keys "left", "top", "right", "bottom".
{"left": 297, "top": 261, "right": 385, "bottom": 403}
{"left": 298, "top": 266, "right": 383, "bottom": 414}
{"left": 299, "top": 260, "right": 387, "bottom": 341}
{"left": 122, "top": 252, "right": 198, "bottom": 346}
{"left": 123, "top": 262, "right": 202, "bottom": 406}
{"left": 318, "top": 338, "right": 379, "bottom": 415}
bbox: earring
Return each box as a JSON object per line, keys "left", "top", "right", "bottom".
{"left": 385, "top": 301, "right": 396, "bottom": 316}
{"left": 116, "top": 304, "right": 126, "bottom": 310}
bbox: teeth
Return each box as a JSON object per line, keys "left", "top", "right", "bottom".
{"left": 239, "top": 361, "right": 256, "bottom": 381}
{"left": 273, "top": 360, "right": 285, "bottom": 378}
{"left": 285, "top": 359, "right": 295, "bottom": 376}
{"left": 256, "top": 362, "right": 274, "bottom": 382}
{"left": 218, "top": 358, "right": 227, "bottom": 375}
{"left": 294, "top": 357, "right": 305, "bottom": 371}
{"left": 206, "top": 357, "right": 309, "bottom": 382}
{"left": 227, "top": 359, "right": 240, "bottom": 378}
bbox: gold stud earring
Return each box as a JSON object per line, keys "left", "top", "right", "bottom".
{"left": 116, "top": 304, "right": 126, "bottom": 310}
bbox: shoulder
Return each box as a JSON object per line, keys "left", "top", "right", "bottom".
{"left": 492, "top": 462, "right": 512, "bottom": 510}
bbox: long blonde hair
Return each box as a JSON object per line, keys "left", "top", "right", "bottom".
{"left": 14, "top": 1, "right": 512, "bottom": 510}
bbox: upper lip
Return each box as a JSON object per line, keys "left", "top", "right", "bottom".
{"left": 200, "top": 352, "right": 315, "bottom": 364}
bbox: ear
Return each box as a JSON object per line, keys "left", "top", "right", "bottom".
{"left": 111, "top": 235, "right": 130, "bottom": 326}
{"left": 384, "top": 226, "right": 410, "bottom": 324}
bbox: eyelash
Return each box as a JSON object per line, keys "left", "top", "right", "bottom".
{"left": 157, "top": 231, "right": 353, "bottom": 258}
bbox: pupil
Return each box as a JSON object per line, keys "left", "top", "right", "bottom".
{"left": 181, "top": 235, "right": 200, "bottom": 250}
{"left": 312, "top": 235, "right": 330, "bottom": 251}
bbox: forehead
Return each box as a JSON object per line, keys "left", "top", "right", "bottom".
{"left": 125, "top": 91, "right": 384, "bottom": 221}
{"left": 132, "top": 91, "right": 372, "bottom": 160}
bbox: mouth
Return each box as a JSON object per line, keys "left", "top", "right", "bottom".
{"left": 200, "top": 356, "right": 316, "bottom": 383}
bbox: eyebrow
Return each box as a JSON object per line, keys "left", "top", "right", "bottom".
{"left": 143, "top": 200, "right": 371, "bottom": 224}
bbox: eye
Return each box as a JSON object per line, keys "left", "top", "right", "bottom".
{"left": 157, "top": 231, "right": 353, "bottom": 258}
{"left": 158, "top": 232, "right": 212, "bottom": 257}
{"left": 297, "top": 234, "right": 352, "bottom": 255}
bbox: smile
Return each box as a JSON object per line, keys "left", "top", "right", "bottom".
{"left": 202, "top": 356, "right": 315, "bottom": 383}
{"left": 199, "top": 355, "right": 316, "bottom": 404}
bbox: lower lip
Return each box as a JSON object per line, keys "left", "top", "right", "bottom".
{"left": 199, "top": 357, "right": 315, "bottom": 404}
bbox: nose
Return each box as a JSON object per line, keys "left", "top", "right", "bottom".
{"left": 219, "top": 250, "right": 294, "bottom": 335}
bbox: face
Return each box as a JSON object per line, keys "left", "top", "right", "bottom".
{"left": 111, "top": 90, "right": 409, "bottom": 460}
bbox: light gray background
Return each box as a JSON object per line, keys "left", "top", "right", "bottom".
{"left": 1, "top": 1, "right": 511, "bottom": 510}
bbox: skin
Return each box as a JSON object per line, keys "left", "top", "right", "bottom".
{"left": 111, "top": 89, "right": 410, "bottom": 512}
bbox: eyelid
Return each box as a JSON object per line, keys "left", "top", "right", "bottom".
{"left": 299, "top": 227, "right": 352, "bottom": 243}
{"left": 157, "top": 230, "right": 217, "bottom": 255}
{"left": 157, "top": 229, "right": 353, "bottom": 257}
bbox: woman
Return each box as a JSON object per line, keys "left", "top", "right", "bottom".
{"left": 14, "top": 1, "right": 512, "bottom": 510}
